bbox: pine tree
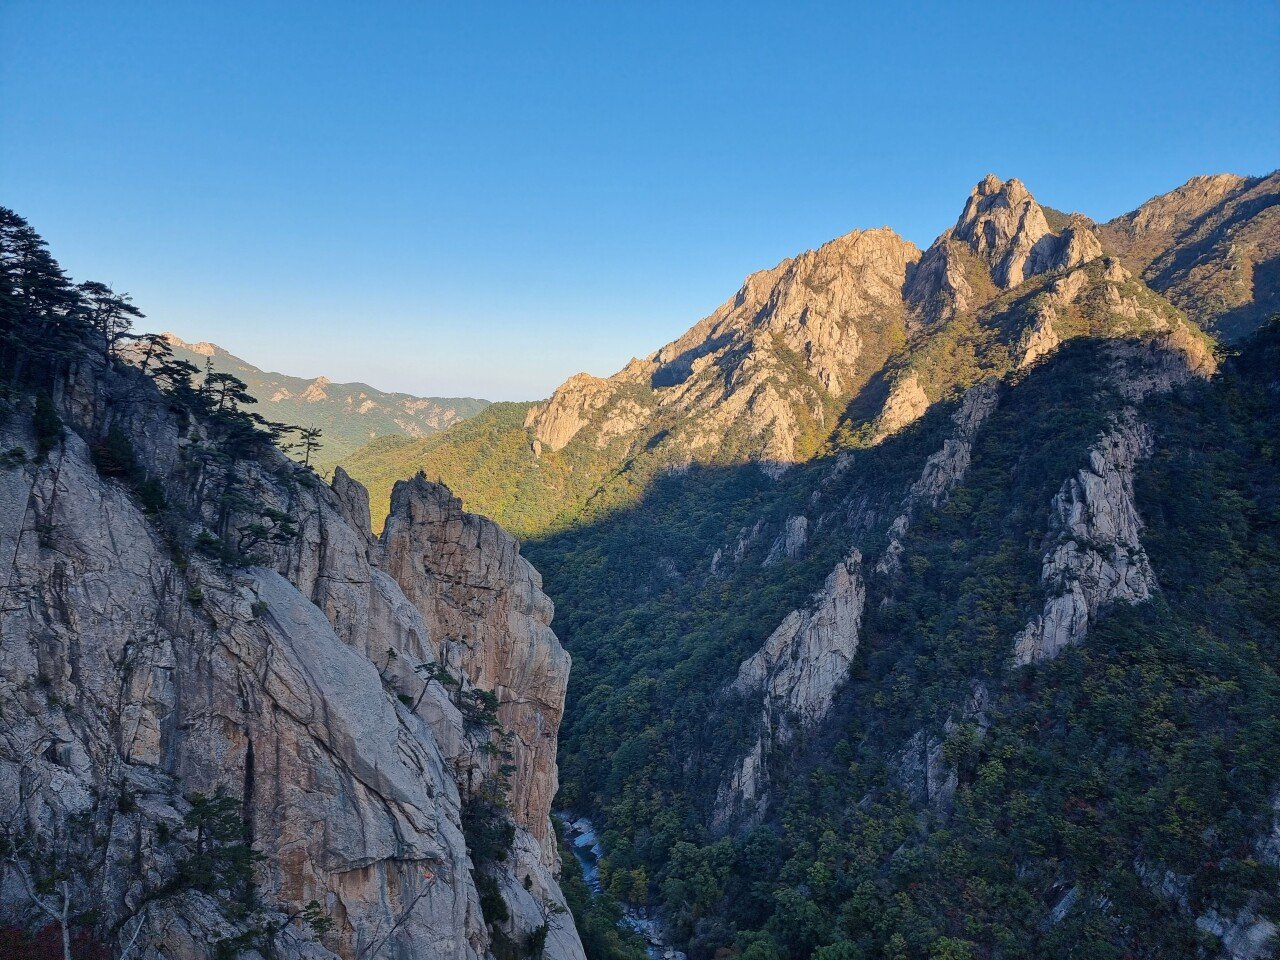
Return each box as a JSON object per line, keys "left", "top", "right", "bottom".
{"left": 77, "top": 280, "right": 144, "bottom": 361}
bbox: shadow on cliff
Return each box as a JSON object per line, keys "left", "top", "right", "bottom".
{"left": 513, "top": 334, "right": 1233, "bottom": 837}
{"left": 515, "top": 352, "right": 985, "bottom": 820}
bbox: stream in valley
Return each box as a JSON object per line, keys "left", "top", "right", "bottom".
{"left": 557, "top": 814, "right": 686, "bottom": 960}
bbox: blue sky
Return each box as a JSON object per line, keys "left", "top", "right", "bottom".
{"left": 2, "top": 2, "right": 1277, "bottom": 401}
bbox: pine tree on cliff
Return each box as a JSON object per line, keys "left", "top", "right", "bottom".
{"left": 77, "top": 280, "right": 145, "bottom": 361}
{"left": 0, "top": 207, "right": 84, "bottom": 383}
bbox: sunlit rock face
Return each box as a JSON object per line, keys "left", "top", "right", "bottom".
{"left": 521, "top": 226, "right": 921, "bottom": 468}
{"left": 380, "top": 473, "right": 572, "bottom": 867}
{"left": 0, "top": 356, "right": 584, "bottom": 960}
{"left": 906, "top": 174, "right": 1103, "bottom": 329}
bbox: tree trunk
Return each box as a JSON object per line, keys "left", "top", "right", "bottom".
{"left": 60, "top": 881, "right": 71, "bottom": 960}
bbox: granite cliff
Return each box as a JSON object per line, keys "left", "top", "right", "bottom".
{"left": 0, "top": 261, "right": 582, "bottom": 958}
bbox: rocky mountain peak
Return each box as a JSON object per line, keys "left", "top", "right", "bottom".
{"left": 519, "top": 225, "right": 921, "bottom": 462}
{"left": 1096, "top": 170, "right": 1278, "bottom": 341}
{"left": 951, "top": 174, "right": 1052, "bottom": 287}
{"left": 645, "top": 225, "right": 920, "bottom": 388}
{"left": 907, "top": 175, "right": 1104, "bottom": 327}
{"left": 1109, "top": 173, "right": 1249, "bottom": 241}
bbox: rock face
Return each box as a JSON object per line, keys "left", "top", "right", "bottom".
{"left": 519, "top": 227, "right": 921, "bottom": 469}
{"left": 380, "top": 473, "right": 571, "bottom": 866}
{"left": 1012, "top": 414, "right": 1157, "bottom": 665}
{"left": 525, "top": 372, "right": 616, "bottom": 452}
{"left": 1195, "top": 909, "right": 1278, "bottom": 960}
{"left": 894, "top": 684, "right": 989, "bottom": 818}
{"left": 0, "top": 358, "right": 583, "bottom": 959}
{"left": 715, "top": 551, "right": 865, "bottom": 825}
{"left": 1098, "top": 170, "right": 1280, "bottom": 340}
{"left": 648, "top": 227, "right": 920, "bottom": 396}
{"left": 877, "top": 381, "right": 1000, "bottom": 577}
{"left": 906, "top": 175, "right": 1103, "bottom": 327}
{"left": 874, "top": 371, "right": 932, "bottom": 438}
{"left": 763, "top": 515, "right": 808, "bottom": 566}
{"left": 952, "top": 174, "right": 1054, "bottom": 288}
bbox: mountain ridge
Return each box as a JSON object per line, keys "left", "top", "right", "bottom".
{"left": 335, "top": 169, "right": 1280, "bottom": 960}
{"left": 345, "top": 171, "right": 1264, "bottom": 536}
{"left": 157, "top": 331, "right": 490, "bottom": 474}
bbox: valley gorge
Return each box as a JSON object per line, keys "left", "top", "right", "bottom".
{"left": 3, "top": 166, "right": 1280, "bottom": 960}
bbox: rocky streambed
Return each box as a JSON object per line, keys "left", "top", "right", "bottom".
{"left": 558, "top": 815, "right": 687, "bottom": 960}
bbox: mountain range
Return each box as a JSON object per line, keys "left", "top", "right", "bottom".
{"left": 1, "top": 166, "right": 1278, "bottom": 960}
{"left": 338, "top": 169, "right": 1280, "bottom": 960}
{"left": 158, "top": 332, "right": 489, "bottom": 473}
{"left": 346, "top": 172, "right": 1276, "bottom": 535}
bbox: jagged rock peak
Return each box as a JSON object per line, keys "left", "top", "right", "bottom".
{"left": 521, "top": 225, "right": 921, "bottom": 463}
{"left": 907, "top": 175, "right": 1104, "bottom": 328}
{"left": 952, "top": 174, "right": 1052, "bottom": 287}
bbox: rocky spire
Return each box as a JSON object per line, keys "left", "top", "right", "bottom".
{"left": 952, "top": 174, "right": 1053, "bottom": 287}
{"left": 379, "top": 473, "right": 571, "bottom": 866}
{"left": 907, "top": 175, "right": 1103, "bottom": 327}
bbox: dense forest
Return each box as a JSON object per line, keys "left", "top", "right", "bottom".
{"left": 531, "top": 326, "right": 1280, "bottom": 959}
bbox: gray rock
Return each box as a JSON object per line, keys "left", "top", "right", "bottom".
{"left": 0, "top": 361, "right": 584, "bottom": 959}
{"left": 715, "top": 551, "right": 865, "bottom": 825}
{"left": 1012, "top": 414, "right": 1157, "bottom": 665}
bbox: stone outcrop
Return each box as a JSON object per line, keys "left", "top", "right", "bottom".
{"left": 877, "top": 381, "right": 1000, "bottom": 578}
{"left": 0, "top": 357, "right": 584, "bottom": 959}
{"left": 1008, "top": 330, "right": 1215, "bottom": 666}
{"left": 380, "top": 473, "right": 571, "bottom": 865}
{"left": 1135, "top": 858, "right": 1278, "bottom": 959}
{"left": 715, "top": 551, "right": 865, "bottom": 825}
{"left": 1195, "top": 909, "right": 1278, "bottom": 960}
{"left": 1016, "top": 268, "right": 1090, "bottom": 368}
{"left": 907, "top": 175, "right": 1103, "bottom": 328}
{"left": 763, "top": 515, "right": 808, "bottom": 566}
{"left": 874, "top": 371, "right": 931, "bottom": 439}
{"left": 525, "top": 372, "right": 617, "bottom": 452}
{"left": 1012, "top": 414, "right": 1157, "bottom": 665}
{"left": 894, "top": 684, "right": 989, "bottom": 818}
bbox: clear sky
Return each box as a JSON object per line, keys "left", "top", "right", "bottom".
{"left": 2, "top": 1, "right": 1277, "bottom": 400}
